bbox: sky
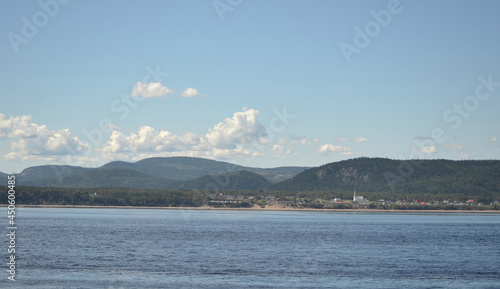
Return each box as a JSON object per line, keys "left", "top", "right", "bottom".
{"left": 1, "top": 0, "right": 499, "bottom": 173}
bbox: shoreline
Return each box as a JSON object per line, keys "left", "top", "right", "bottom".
{"left": 5, "top": 204, "right": 500, "bottom": 213}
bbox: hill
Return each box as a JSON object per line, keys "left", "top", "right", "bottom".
{"left": 271, "top": 158, "right": 500, "bottom": 198}
{"left": 1, "top": 171, "right": 7, "bottom": 180}
{"left": 99, "top": 157, "right": 245, "bottom": 181}
{"left": 17, "top": 165, "right": 92, "bottom": 184}
{"left": 23, "top": 169, "right": 176, "bottom": 189}
{"left": 100, "top": 157, "right": 307, "bottom": 182}
{"left": 16, "top": 157, "right": 308, "bottom": 188}
{"left": 174, "top": 170, "right": 271, "bottom": 191}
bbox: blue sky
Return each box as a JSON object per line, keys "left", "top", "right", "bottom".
{"left": 1, "top": 0, "right": 499, "bottom": 173}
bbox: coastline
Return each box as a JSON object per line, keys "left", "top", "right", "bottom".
{"left": 6, "top": 204, "right": 500, "bottom": 213}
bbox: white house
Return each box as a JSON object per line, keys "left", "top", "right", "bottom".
{"left": 353, "top": 189, "right": 369, "bottom": 203}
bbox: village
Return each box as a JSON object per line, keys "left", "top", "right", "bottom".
{"left": 208, "top": 191, "right": 499, "bottom": 209}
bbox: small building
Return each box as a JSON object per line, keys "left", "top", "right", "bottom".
{"left": 353, "top": 189, "right": 368, "bottom": 203}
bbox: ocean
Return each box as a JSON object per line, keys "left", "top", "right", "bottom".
{"left": 2, "top": 208, "right": 499, "bottom": 288}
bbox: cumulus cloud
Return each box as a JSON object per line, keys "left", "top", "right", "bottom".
{"left": 1, "top": 109, "right": 270, "bottom": 166}
{"left": 272, "top": 144, "right": 296, "bottom": 158}
{"left": 131, "top": 81, "right": 174, "bottom": 98}
{"left": 181, "top": 88, "right": 205, "bottom": 98}
{"left": 317, "top": 144, "right": 359, "bottom": 155}
{"left": 336, "top": 137, "right": 347, "bottom": 142}
{"left": 0, "top": 114, "right": 89, "bottom": 162}
{"left": 489, "top": 137, "right": 497, "bottom": 142}
{"left": 102, "top": 127, "right": 198, "bottom": 154}
{"left": 0, "top": 114, "right": 47, "bottom": 139}
{"left": 101, "top": 108, "right": 267, "bottom": 161}
{"left": 204, "top": 109, "right": 267, "bottom": 149}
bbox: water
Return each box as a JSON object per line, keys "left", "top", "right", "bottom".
{"left": 2, "top": 208, "right": 499, "bottom": 288}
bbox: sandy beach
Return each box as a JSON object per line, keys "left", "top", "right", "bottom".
{"left": 8, "top": 204, "right": 499, "bottom": 213}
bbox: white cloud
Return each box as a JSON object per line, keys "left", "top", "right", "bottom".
{"left": 336, "top": 137, "right": 347, "bottom": 142}
{"left": 353, "top": 137, "right": 370, "bottom": 142}
{"left": 101, "top": 108, "right": 267, "bottom": 161}
{"left": 0, "top": 114, "right": 47, "bottom": 139}
{"left": 278, "top": 137, "right": 287, "bottom": 144}
{"left": 317, "top": 144, "right": 358, "bottom": 155}
{"left": 489, "top": 137, "right": 497, "bottom": 142}
{"left": 412, "top": 146, "right": 437, "bottom": 154}
{"left": 0, "top": 114, "right": 89, "bottom": 162}
{"left": 272, "top": 144, "right": 296, "bottom": 158}
{"left": 204, "top": 109, "right": 267, "bottom": 149}
{"left": 181, "top": 88, "right": 205, "bottom": 98}
{"left": 102, "top": 127, "right": 198, "bottom": 154}
{"left": 1, "top": 110, "right": 270, "bottom": 166}
{"left": 131, "top": 81, "right": 174, "bottom": 98}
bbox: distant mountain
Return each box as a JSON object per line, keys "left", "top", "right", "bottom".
{"left": 174, "top": 170, "right": 271, "bottom": 191}
{"left": 15, "top": 157, "right": 308, "bottom": 189}
{"left": 17, "top": 165, "right": 91, "bottom": 184}
{"left": 24, "top": 169, "right": 176, "bottom": 189}
{"left": 271, "top": 157, "right": 500, "bottom": 196}
{"left": 10, "top": 157, "right": 500, "bottom": 197}
{"left": 0, "top": 171, "right": 8, "bottom": 180}
{"left": 99, "top": 157, "right": 244, "bottom": 181}
{"left": 100, "top": 157, "right": 308, "bottom": 182}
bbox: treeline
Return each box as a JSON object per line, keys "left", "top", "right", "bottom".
{"left": 4, "top": 186, "right": 500, "bottom": 209}
{"left": 9, "top": 187, "right": 207, "bottom": 207}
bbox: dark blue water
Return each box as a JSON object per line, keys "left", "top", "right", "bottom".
{"left": 2, "top": 208, "right": 499, "bottom": 288}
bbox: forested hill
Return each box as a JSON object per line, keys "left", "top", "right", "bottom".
{"left": 23, "top": 169, "right": 177, "bottom": 189}
{"left": 174, "top": 170, "right": 271, "bottom": 191}
{"left": 9, "top": 157, "right": 500, "bottom": 199}
{"left": 99, "top": 157, "right": 308, "bottom": 182}
{"left": 270, "top": 158, "right": 500, "bottom": 196}
{"left": 17, "top": 156, "right": 309, "bottom": 186}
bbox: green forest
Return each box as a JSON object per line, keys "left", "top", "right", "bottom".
{"left": 4, "top": 157, "right": 500, "bottom": 210}
{"left": 5, "top": 186, "right": 499, "bottom": 210}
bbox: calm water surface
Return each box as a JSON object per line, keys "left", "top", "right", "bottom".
{"left": 1, "top": 208, "right": 499, "bottom": 288}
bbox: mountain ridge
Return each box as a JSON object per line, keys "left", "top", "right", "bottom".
{"left": 11, "top": 157, "right": 500, "bottom": 199}
{"left": 17, "top": 156, "right": 309, "bottom": 188}
{"left": 271, "top": 157, "right": 500, "bottom": 197}
{"left": 24, "top": 168, "right": 177, "bottom": 189}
